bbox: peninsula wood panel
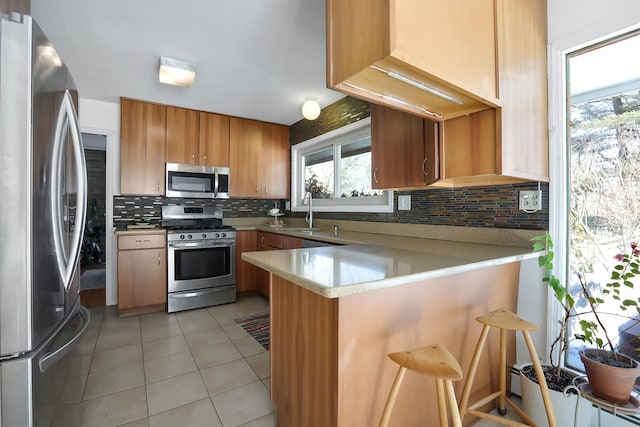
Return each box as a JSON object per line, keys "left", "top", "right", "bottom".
{"left": 166, "top": 106, "right": 199, "bottom": 165}
{"left": 198, "top": 111, "right": 230, "bottom": 167}
{"left": 271, "top": 275, "right": 339, "bottom": 427}
{"left": 269, "top": 262, "right": 521, "bottom": 426}
{"left": 235, "top": 230, "right": 258, "bottom": 293}
{"left": 120, "top": 99, "right": 166, "bottom": 195}
{"left": 229, "top": 117, "right": 262, "bottom": 197}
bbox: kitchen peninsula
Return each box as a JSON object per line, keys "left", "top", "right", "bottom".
{"left": 242, "top": 227, "right": 539, "bottom": 426}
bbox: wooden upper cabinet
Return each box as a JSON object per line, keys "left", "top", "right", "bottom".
{"left": 370, "top": 104, "right": 439, "bottom": 189}
{"left": 166, "top": 106, "right": 199, "bottom": 165}
{"left": 120, "top": 98, "right": 166, "bottom": 195}
{"left": 199, "top": 112, "right": 230, "bottom": 167}
{"left": 229, "top": 117, "right": 263, "bottom": 198}
{"left": 165, "top": 107, "right": 230, "bottom": 167}
{"left": 229, "top": 117, "right": 290, "bottom": 199}
{"left": 0, "top": 0, "right": 30, "bottom": 14}
{"left": 327, "top": 0, "right": 497, "bottom": 121}
{"left": 261, "top": 122, "right": 290, "bottom": 199}
{"left": 496, "top": 0, "right": 548, "bottom": 182}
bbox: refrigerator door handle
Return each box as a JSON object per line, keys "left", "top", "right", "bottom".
{"left": 51, "top": 90, "right": 87, "bottom": 290}
{"left": 39, "top": 305, "right": 90, "bottom": 373}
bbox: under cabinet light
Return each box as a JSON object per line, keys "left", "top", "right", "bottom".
{"left": 343, "top": 82, "right": 444, "bottom": 120}
{"left": 159, "top": 56, "right": 196, "bottom": 87}
{"left": 370, "top": 65, "right": 463, "bottom": 105}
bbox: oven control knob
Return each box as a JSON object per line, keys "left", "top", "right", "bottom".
{"left": 187, "top": 234, "right": 192, "bottom": 239}
{"left": 215, "top": 233, "right": 220, "bottom": 238}
{"left": 180, "top": 235, "right": 185, "bottom": 240}
{"left": 221, "top": 233, "right": 226, "bottom": 238}
{"left": 200, "top": 233, "right": 206, "bottom": 239}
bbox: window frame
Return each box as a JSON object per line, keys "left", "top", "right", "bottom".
{"left": 291, "top": 117, "right": 394, "bottom": 213}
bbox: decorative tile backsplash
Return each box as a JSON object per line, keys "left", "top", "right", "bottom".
{"left": 113, "top": 196, "right": 283, "bottom": 228}
{"left": 287, "top": 183, "right": 549, "bottom": 230}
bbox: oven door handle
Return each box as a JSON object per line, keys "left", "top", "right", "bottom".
{"left": 169, "top": 242, "right": 235, "bottom": 249}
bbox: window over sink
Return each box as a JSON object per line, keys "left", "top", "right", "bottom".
{"left": 291, "top": 117, "right": 393, "bottom": 213}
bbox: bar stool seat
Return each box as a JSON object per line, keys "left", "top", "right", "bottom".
{"left": 379, "top": 343, "right": 463, "bottom": 427}
{"left": 458, "top": 308, "right": 557, "bottom": 427}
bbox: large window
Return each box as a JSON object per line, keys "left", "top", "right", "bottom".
{"left": 566, "top": 31, "right": 640, "bottom": 370}
{"left": 291, "top": 117, "right": 393, "bottom": 212}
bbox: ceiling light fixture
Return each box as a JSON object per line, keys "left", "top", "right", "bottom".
{"left": 159, "top": 56, "right": 196, "bottom": 87}
{"left": 301, "top": 97, "right": 321, "bottom": 120}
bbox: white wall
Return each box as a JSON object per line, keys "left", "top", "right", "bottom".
{"left": 78, "top": 98, "right": 120, "bottom": 306}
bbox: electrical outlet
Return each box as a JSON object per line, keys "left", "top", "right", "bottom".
{"left": 398, "top": 195, "right": 411, "bottom": 211}
{"left": 519, "top": 190, "right": 542, "bottom": 211}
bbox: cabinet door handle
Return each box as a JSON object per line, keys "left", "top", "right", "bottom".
{"left": 158, "top": 252, "right": 161, "bottom": 265}
{"left": 256, "top": 185, "right": 259, "bottom": 194}
{"left": 373, "top": 168, "right": 378, "bottom": 184}
{"left": 260, "top": 236, "right": 265, "bottom": 247}
{"left": 192, "top": 152, "right": 196, "bottom": 161}
{"left": 203, "top": 153, "right": 206, "bottom": 162}
{"left": 264, "top": 187, "right": 268, "bottom": 195}
{"left": 422, "top": 158, "right": 428, "bottom": 176}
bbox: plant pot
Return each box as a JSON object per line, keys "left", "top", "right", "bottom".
{"left": 520, "top": 364, "right": 592, "bottom": 427}
{"left": 579, "top": 348, "right": 640, "bottom": 404}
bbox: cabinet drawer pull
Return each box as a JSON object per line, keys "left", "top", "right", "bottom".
{"left": 134, "top": 239, "right": 151, "bottom": 243}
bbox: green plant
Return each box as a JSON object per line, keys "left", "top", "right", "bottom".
{"left": 532, "top": 232, "right": 640, "bottom": 382}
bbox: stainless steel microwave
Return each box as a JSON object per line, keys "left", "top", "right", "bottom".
{"left": 165, "top": 163, "right": 230, "bottom": 199}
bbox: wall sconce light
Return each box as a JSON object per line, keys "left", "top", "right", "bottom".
{"left": 159, "top": 56, "right": 196, "bottom": 87}
{"left": 301, "top": 97, "right": 321, "bottom": 120}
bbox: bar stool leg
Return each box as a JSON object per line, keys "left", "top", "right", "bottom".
{"left": 379, "top": 366, "right": 407, "bottom": 427}
{"left": 445, "top": 379, "right": 463, "bottom": 427}
{"left": 498, "top": 327, "right": 507, "bottom": 415}
{"left": 458, "top": 324, "right": 490, "bottom": 416}
{"left": 435, "top": 378, "right": 448, "bottom": 427}
{"left": 523, "top": 330, "right": 557, "bottom": 427}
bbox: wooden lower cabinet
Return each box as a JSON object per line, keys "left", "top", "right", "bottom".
{"left": 248, "top": 232, "right": 304, "bottom": 299}
{"left": 117, "top": 232, "right": 167, "bottom": 316}
{"left": 236, "top": 230, "right": 258, "bottom": 293}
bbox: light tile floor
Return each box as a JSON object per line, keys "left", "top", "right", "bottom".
{"left": 60, "top": 294, "right": 522, "bottom": 426}
{"left": 63, "top": 294, "right": 275, "bottom": 427}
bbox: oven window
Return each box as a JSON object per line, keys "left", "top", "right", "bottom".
{"left": 174, "top": 247, "right": 230, "bottom": 280}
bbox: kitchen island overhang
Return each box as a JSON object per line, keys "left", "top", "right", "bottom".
{"left": 243, "top": 240, "right": 540, "bottom": 427}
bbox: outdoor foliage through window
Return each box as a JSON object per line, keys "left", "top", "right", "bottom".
{"left": 567, "top": 34, "right": 640, "bottom": 370}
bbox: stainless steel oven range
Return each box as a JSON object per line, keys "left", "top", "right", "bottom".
{"left": 162, "top": 205, "right": 236, "bottom": 313}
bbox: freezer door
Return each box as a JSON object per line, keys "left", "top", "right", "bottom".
{"left": 1, "top": 305, "right": 90, "bottom": 427}
{"left": 0, "top": 15, "right": 87, "bottom": 356}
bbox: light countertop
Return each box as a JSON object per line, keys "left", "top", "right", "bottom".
{"left": 241, "top": 228, "right": 539, "bottom": 298}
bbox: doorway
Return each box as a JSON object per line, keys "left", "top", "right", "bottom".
{"left": 80, "top": 132, "right": 107, "bottom": 307}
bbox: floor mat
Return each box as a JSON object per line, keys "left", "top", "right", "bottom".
{"left": 81, "top": 269, "right": 106, "bottom": 290}
{"left": 235, "top": 312, "right": 270, "bottom": 350}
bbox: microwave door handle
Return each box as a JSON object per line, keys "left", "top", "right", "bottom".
{"left": 214, "top": 167, "right": 219, "bottom": 197}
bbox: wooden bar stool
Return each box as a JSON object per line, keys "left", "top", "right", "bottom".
{"left": 379, "top": 343, "right": 463, "bottom": 427}
{"left": 458, "top": 308, "right": 556, "bottom": 427}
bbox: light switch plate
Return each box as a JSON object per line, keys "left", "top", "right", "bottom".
{"left": 398, "top": 195, "right": 411, "bottom": 211}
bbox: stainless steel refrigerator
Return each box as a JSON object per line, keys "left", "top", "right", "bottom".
{"left": 0, "top": 12, "right": 91, "bottom": 427}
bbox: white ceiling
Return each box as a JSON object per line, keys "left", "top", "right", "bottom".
{"left": 30, "top": 0, "right": 345, "bottom": 125}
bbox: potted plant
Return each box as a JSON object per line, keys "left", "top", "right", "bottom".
{"left": 520, "top": 233, "right": 640, "bottom": 425}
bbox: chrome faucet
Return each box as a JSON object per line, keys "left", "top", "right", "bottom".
{"left": 304, "top": 192, "right": 313, "bottom": 229}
